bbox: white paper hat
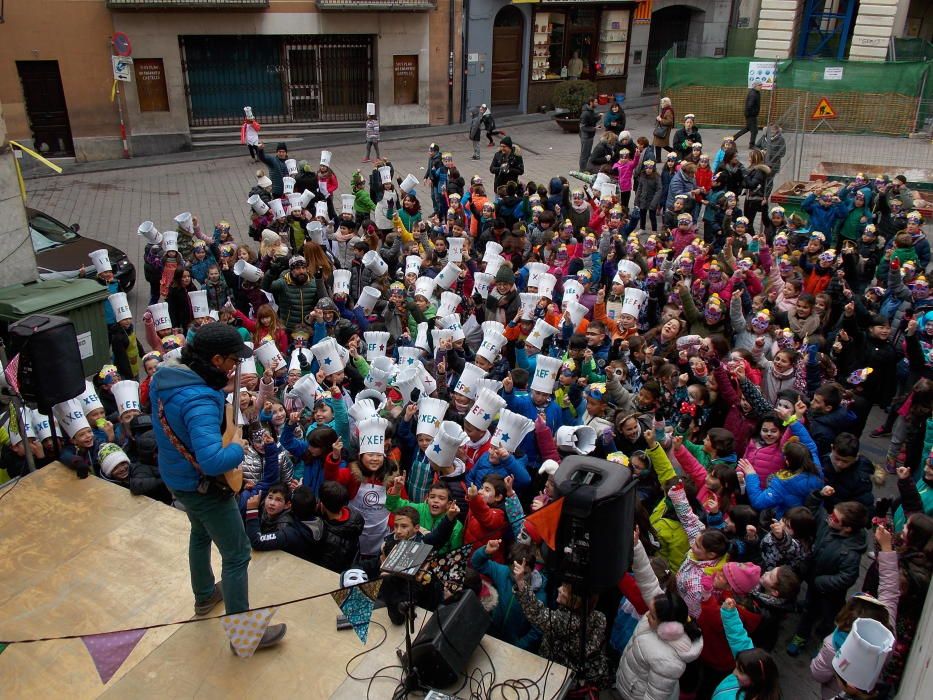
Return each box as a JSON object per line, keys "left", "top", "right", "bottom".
{"left": 304, "top": 220, "right": 323, "bottom": 245}
{"left": 565, "top": 300, "right": 588, "bottom": 328}
{"left": 416, "top": 397, "right": 449, "bottom": 437}
{"left": 481, "top": 321, "right": 506, "bottom": 337}
{"left": 287, "top": 193, "right": 302, "bottom": 213}
{"left": 364, "top": 364, "right": 393, "bottom": 393}
{"left": 417, "top": 360, "right": 438, "bottom": 397}
{"left": 282, "top": 176, "right": 296, "bottom": 195}
{"left": 165, "top": 348, "right": 182, "bottom": 361}
{"left": 189, "top": 290, "right": 210, "bottom": 319}
{"left": 89, "top": 249, "right": 112, "bottom": 274}
{"left": 466, "top": 387, "right": 506, "bottom": 431}
{"left": 137, "top": 221, "right": 162, "bottom": 245}
{"left": 617, "top": 260, "right": 641, "bottom": 282}
{"left": 530, "top": 355, "right": 563, "bottom": 394}
{"left": 395, "top": 365, "right": 423, "bottom": 405}
{"left": 437, "top": 313, "right": 465, "bottom": 342}
{"left": 536, "top": 273, "right": 557, "bottom": 301}
{"left": 378, "top": 166, "right": 392, "bottom": 185}
{"left": 473, "top": 272, "right": 495, "bottom": 299}
{"left": 475, "top": 377, "right": 503, "bottom": 396}
{"left": 355, "top": 389, "right": 387, "bottom": 411}
{"left": 405, "top": 255, "right": 422, "bottom": 276}
{"left": 311, "top": 337, "right": 345, "bottom": 376}
{"left": 233, "top": 259, "right": 263, "bottom": 283}
{"left": 431, "top": 328, "right": 454, "bottom": 351}
{"left": 53, "top": 398, "right": 91, "bottom": 438}
{"left": 476, "top": 330, "right": 507, "bottom": 364}
{"left": 621, "top": 287, "right": 648, "bottom": 318}
{"left": 555, "top": 425, "right": 597, "bottom": 455}
{"left": 414, "top": 322, "right": 430, "bottom": 352}
{"left": 482, "top": 242, "right": 503, "bottom": 263}
{"left": 427, "top": 420, "right": 468, "bottom": 467}
{"left": 364, "top": 331, "right": 390, "bottom": 360}
{"left": 339, "top": 193, "right": 354, "bottom": 215}
{"left": 79, "top": 381, "right": 104, "bottom": 416}
{"left": 299, "top": 189, "right": 315, "bottom": 210}
{"left": 454, "top": 362, "right": 487, "bottom": 400}
{"left": 239, "top": 341, "right": 257, "bottom": 376}
{"left": 30, "top": 409, "right": 54, "bottom": 442}
{"left": 244, "top": 106, "right": 254, "bottom": 120}
{"left": 289, "top": 373, "right": 324, "bottom": 409}
{"left": 349, "top": 399, "right": 379, "bottom": 424}
{"left": 562, "top": 280, "right": 583, "bottom": 307}
{"left": 7, "top": 410, "right": 36, "bottom": 445}
{"left": 209, "top": 310, "right": 219, "bottom": 322}
{"left": 593, "top": 172, "right": 611, "bottom": 188}
{"left": 832, "top": 617, "right": 895, "bottom": 692}
{"left": 148, "top": 302, "right": 172, "bottom": 331}
{"left": 285, "top": 159, "right": 298, "bottom": 176}
{"left": 434, "top": 262, "right": 460, "bottom": 291}
{"left": 447, "top": 237, "right": 465, "bottom": 263}
{"left": 491, "top": 409, "right": 535, "bottom": 453}
{"left": 248, "top": 194, "right": 269, "bottom": 215}
{"left": 519, "top": 293, "right": 540, "bottom": 320}
{"left": 366, "top": 102, "right": 376, "bottom": 115}
{"left": 357, "top": 416, "right": 389, "bottom": 455}
{"left": 288, "top": 348, "right": 312, "bottom": 373}
{"left": 332, "top": 269, "right": 351, "bottom": 295}
{"left": 400, "top": 174, "right": 419, "bottom": 195}
{"left": 255, "top": 341, "right": 286, "bottom": 373}
{"left": 397, "top": 345, "right": 422, "bottom": 367}
{"left": 320, "top": 150, "right": 333, "bottom": 167}
{"left": 355, "top": 286, "right": 382, "bottom": 315}
{"left": 437, "top": 291, "right": 461, "bottom": 319}
{"left": 414, "top": 276, "right": 436, "bottom": 301}
{"left": 526, "top": 318, "right": 559, "bottom": 349}
{"left": 362, "top": 250, "right": 389, "bottom": 277}
{"left": 315, "top": 201, "right": 329, "bottom": 219}
{"left": 269, "top": 198, "right": 286, "bottom": 219}
{"left": 257, "top": 173, "right": 272, "bottom": 189}
{"left": 108, "top": 293, "right": 132, "bottom": 322}
{"left": 174, "top": 212, "right": 194, "bottom": 234}
{"left": 113, "top": 380, "right": 141, "bottom": 416}
{"left": 525, "top": 262, "right": 550, "bottom": 289}
{"left": 484, "top": 254, "right": 505, "bottom": 277}
{"left": 162, "top": 230, "right": 179, "bottom": 252}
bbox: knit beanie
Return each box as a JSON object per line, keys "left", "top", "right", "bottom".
{"left": 98, "top": 443, "right": 129, "bottom": 478}
{"left": 723, "top": 562, "right": 762, "bottom": 596}
{"left": 494, "top": 266, "right": 515, "bottom": 285}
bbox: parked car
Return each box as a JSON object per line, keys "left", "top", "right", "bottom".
{"left": 28, "top": 208, "right": 136, "bottom": 290}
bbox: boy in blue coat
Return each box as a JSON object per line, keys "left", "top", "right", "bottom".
{"left": 466, "top": 444, "right": 531, "bottom": 492}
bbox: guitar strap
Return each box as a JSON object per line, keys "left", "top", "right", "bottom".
{"left": 158, "top": 400, "right": 233, "bottom": 497}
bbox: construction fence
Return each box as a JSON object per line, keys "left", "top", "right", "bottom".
{"left": 659, "top": 55, "right": 931, "bottom": 137}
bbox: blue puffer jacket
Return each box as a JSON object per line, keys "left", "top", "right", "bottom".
{"left": 149, "top": 361, "right": 245, "bottom": 492}
{"left": 801, "top": 193, "right": 847, "bottom": 236}
{"left": 745, "top": 468, "right": 824, "bottom": 518}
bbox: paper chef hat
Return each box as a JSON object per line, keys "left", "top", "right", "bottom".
{"left": 593, "top": 172, "right": 611, "bottom": 188}
{"left": 189, "top": 290, "right": 210, "bottom": 319}
{"left": 526, "top": 318, "right": 559, "bottom": 349}
{"left": 481, "top": 321, "right": 505, "bottom": 337}
{"left": 365, "top": 356, "right": 395, "bottom": 393}
{"left": 525, "top": 262, "right": 549, "bottom": 289}
{"left": 379, "top": 166, "right": 392, "bottom": 185}
{"left": 299, "top": 189, "right": 314, "bottom": 210}
{"left": 519, "top": 293, "right": 540, "bottom": 320}
{"left": 112, "top": 380, "right": 141, "bottom": 417}
{"left": 475, "top": 377, "right": 502, "bottom": 395}
{"left": 364, "top": 331, "right": 390, "bottom": 360}
{"left": 244, "top": 106, "right": 254, "bottom": 120}
{"left": 79, "top": 381, "right": 104, "bottom": 416}
{"left": 414, "top": 276, "right": 436, "bottom": 301}
{"left": 466, "top": 387, "right": 506, "bottom": 431}
{"left": 147, "top": 302, "right": 172, "bottom": 331}
{"left": 565, "top": 300, "right": 588, "bottom": 328}
{"left": 414, "top": 322, "right": 430, "bottom": 352}
{"left": 174, "top": 211, "right": 194, "bottom": 234}
{"left": 315, "top": 201, "right": 329, "bottom": 219}
{"left": 285, "top": 158, "right": 298, "bottom": 176}
{"left": 332, "top": 269, "right": 351, "bottom": 295}
{"left": 320, "top": 150, "right": 333, "bottom": 168}
{"left": 162, "top": 230, "right": 179, "bottom": 252}
{"left": 395, "top": 365, "right": 422, "bottom": 405}
{"left": 555, "top": 425, "right": 597, "bottom": 455}
{"left": 484, "top": 254, "right": 505, "bottom": 278}
{"left": 6, "top": 410, "right": 36, "bottom": 445}
{"left": 437, "top": 313, "right": 465, "bottom": 342}
{"left": 537, "top": 273, "right": 557, "bottom": 301}
{"left": 288, "top": 192, "right": 302, "bottom": 213}
{"left": 400, "top": 174, "right": 419, "bottom": 195}
{"left": 476, "top": 330, "right": 507, "bottom": 364}
{"left": 282, "top": 176, "right": 296, "bottom": 195}
{"left": 357, "top": 416, "right": 389, "bottom": 455}
{"left": 563, "top": 280, "right": 583, "bottom": 307}
{"left": 311, "top": 337, "right": 345, "bottom": 376}
{"left": 288, "top": 348, "right": 312, "bottom": 373}
{"left": 621, "top": 287, "right": 648, "bottom": 318}
{"left": 89, "top": 249, "right": 112, "bottom": 274}
{"left": 289, "top": 373, "right": 324, "bottom": 409}
{"left": 431, "top": 328, "right": 453, "bottom": 351}
{"left": 137, "top": 221, "right": 162, "bottom": 245}
{"left": 434, "top": 262, "right": 460, "bottom": 291}
{"left": 238, "top": 342, "right": 257, "bottom": 376}
{"left": 234, "top": 259, "right": 263, "bottom": 283}
{"left": 269, "top": 198, "right": 286, "bottom": 220}
{"left": 30, "top": 409, "right": 54, "bottom": 442}
{"left": 366, "top": 102, "right": 376, "bottom": 115}
{"left": 362, "top": 250, "right": 389, "bottom": 277}
{"left": 397, "top": 345, "right": 421, "bottom": 367}
{"left": 349, "top": 399, "right": 379, "bottom": 424}
{"left": 447, "top": 237, "right": 465, "bottom": 263}
{"left": 255, "top": 341, "right": 286, "bottom": 373}
{"left": 530, "top": 355, "right": 563, "bottom": 394}
{"left": 405, "top": 255, "right": 422, "bottom": 276}
{"left": 355, "top": 286, "right": 382, "bottom": 315}
{"left": 832, "top": 617, "right": 895, "bottom": 692}
{"left": 416, "top": 360, "right": 437, "bottom": 397}
{"left": 341, "top": 194, "right": 355, "bottom": 215}
{"left": 437, "top": 291, "right": 461, "bottom": 319}
{"left": 426, "top": 421, "right": 468, "bottom": 467}
{"left": 416, "top": 397, "right": 449, "bottom": 438}
{"left": 483, "top": 242, "right": 503, "bottom": 263}
{"left": 491, "top": 409, "right": 535, "bottom": 453}
{"left": 248, "top": 194, "right": 270, "bottom": 215}
{"left": 305, "top": 220, "right": 325, "bottom": 245}
{"left": 454, "top": 362, "right": 487, "bottom": 400}
{"left": 472, "top": 272, "right": 495, "bottom": 299}
{"left": 53, "top": 398, "right": 91, "bottom": 438}
{"left": 108, "top": 293, "right": 132, "bottom": 323}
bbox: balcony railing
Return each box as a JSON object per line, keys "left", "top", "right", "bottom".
{"left": 316, "top": 0, "right": 436, "bottom": 10}
{"left": 107, "top": 0, "right": 269, "bottom": 9}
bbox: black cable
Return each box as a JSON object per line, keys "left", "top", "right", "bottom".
{"left": 0, "top": 476, "right": 21, "bottom": 506}
{"left": 345, "top": 620, "right": 388, "bottom": 680}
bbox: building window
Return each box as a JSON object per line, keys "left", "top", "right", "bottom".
{"left": 532, "top": 8, "right": 630, "bottom": 81}
{"left": 134, "top": 58, "right": 170, "bottom": 112}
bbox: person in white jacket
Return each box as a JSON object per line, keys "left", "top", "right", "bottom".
{"left": 616, "top": 533, "right": 704, "bottom": 700}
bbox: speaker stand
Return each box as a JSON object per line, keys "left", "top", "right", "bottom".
{"left": 395, "top": 581, "right": 424, "bottom": 698}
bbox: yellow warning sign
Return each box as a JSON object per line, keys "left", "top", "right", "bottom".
{"left": 811, "top": 97, "right": 837, "bottom": 119}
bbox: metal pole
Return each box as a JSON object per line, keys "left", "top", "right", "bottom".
{"left": 115, "top": 81, "right": 130, "bottom": 159}
{"left": 913, "top": 69, "right": 928, "bottom": 133}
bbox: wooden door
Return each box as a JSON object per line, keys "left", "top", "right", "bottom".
{"left": 15, "top": 61, "right": 74, "bottom": 156}
{"left": 491, "top": 7, "right": 524, "bottom": 107}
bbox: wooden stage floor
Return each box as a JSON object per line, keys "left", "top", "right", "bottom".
{"left": 0, "top": 465, "right": 569, "bottom": 698}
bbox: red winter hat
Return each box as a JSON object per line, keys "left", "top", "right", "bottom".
{"left": 723, "top": 562, "right": 761, "bottom": 596}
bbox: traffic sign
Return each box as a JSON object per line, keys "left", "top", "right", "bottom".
{"left": 811, "top": 97, "right": 837, "bottom": 119}
{"left": 112, "top": 32, "right": 132, "bottom": 57}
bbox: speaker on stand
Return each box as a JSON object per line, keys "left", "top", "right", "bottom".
{"left": 8, "top": 314, "right": 87, "bottom": 414}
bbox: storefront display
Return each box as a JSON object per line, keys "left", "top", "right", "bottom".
{"left": 531, "top": 5, "right": 631, "bottom": 82}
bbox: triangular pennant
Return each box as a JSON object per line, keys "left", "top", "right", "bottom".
{"left": 3, "top": 353, "right": 20, "bottom": 394}
{"left": 0, "top": 642, "right": 6, "bottom": 656}
{"left": 358, "top": 579, "right": 383, "bottom": 602}
{"left": 425, "top": 544, "right": 474, "bottom": 593}
{"left": 81, "top": 628, "right": 146, "bottom": 684}
{"left": 524, "top": 497, "right": 564, "bottom": 550}
{"left": 335, "top": 586, "right": 375, "bottom": 644}
{"left": 221, "top": 607, "right": 276, "bottom": 658}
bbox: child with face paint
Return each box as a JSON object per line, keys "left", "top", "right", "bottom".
{"left": 801, "top": 247, "right": 838, "bottom": 295}
{"left": 671, "top": 212, "right": 698, "bottom": 255}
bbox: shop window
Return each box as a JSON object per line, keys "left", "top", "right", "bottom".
{"left": 532, "top": 9, "right": 628, "bottom": 81}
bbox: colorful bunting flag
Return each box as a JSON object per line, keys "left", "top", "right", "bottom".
{"left": 221, "top": 607, "right": 277, "bottom": 658}
{"left": 331, "top": 583, "right": 381, "bottom": 644}
{"left": 3, "top": 354, "right": 20, "bottom": 394}
{"left": 523, "top": 497, "right": 564, "bottom": 550}
{"left": 425, "top": 544, "right": 474, "bottom": 593}
{"left": 0, "top": 642, "right": 6, "bottom": 656}
{"left": 81, "top": 628, "right": 146, "bottom": 684}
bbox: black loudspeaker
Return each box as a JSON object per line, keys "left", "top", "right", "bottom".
{"left": 551, "top": 455, "right": 637, "bottom": 592}
{"left": 9, "top": 315, "right": 86, "bottom": 410}
{"left": 409, "top": 589, "right": 491, "bottom": 687}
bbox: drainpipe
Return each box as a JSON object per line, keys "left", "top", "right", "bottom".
{"left": 449, "top": 0, "right": 456, "bottom": 124}
{"left": 461, "top": 0, "right": 470, "bottom": 122}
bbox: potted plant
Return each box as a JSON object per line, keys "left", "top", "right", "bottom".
{"left": 551, "top": 79, "right": 597, "bottom": 133}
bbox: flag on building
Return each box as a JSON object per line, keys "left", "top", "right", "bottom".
{"left": 634, "top": 0, "right": 652, "bottom": 24}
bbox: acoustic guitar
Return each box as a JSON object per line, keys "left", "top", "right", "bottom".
{"left": 220, "top": 362, "right": 245, "bottom": 493}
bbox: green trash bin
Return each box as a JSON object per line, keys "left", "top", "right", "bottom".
{"left": 0, "top": 279, "right": 111, "bottom": 378}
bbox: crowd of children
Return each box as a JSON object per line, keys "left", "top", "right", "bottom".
{"left": 1, "top": 108, "right": 931, "bottom": 699}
